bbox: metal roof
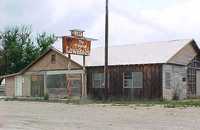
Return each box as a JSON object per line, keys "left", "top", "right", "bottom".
{"left": 69, "top": 39, "right": 195, "bottom": 66}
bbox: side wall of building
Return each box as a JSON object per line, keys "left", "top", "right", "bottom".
{"left": 5, "top": 76, "right": 15, "bottom": 97}
{"left": 162, "top": 64, "right": 187, "bottom": 100}
{"left": 87, "top": 64, "right": 163, "bottom": 99}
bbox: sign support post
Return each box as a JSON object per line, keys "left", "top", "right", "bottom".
{"left": 82, "top": 55, "right": 87, "bottom": 97}
{"left": 61, "top": 29, "right": 96, "bottom": 99}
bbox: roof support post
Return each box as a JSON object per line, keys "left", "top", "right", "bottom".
{"left": 81, "top": 55, "right": 87, "bottom": 98}
{"left": 43, "top": 72, "right": 47, "bottom": 96}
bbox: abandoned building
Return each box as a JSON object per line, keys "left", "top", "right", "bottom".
{"left": 1, "top": 39, "right": 200, "bottom": 100}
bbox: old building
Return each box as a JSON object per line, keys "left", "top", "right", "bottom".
{"left": 2, "top": 48, "right": 84, "bottom": 98}
{"left": 2, "top": 39, "right": 200, "bottom": 100}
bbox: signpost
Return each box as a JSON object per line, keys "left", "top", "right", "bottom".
{"left": 61, "top": 29, "right": 95, "bottom": 98}
{"left": 62, "top": 36, "right": 91, "bottom": 56}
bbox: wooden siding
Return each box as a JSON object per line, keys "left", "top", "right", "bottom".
{"left": 25, "top": 50, "right": 81, "bottom": 74}
{"left": 5, "top": 76, "right": 15, "bottom": 97}
{"left": 87, "top": 64, "right": 163, "bottom": 99}
{"left": 168, "top": 41, "right": 197, "bottom": 65}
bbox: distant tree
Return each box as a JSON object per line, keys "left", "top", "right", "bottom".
{"left": 36, "top": 32, "right": 56, "bottom": 54}
{"left": 0, "top": 25, "right": 56, "bottom": 75}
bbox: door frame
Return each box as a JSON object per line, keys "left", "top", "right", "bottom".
{"left": 15, "top": 76, "right": 23, "bottom": 96}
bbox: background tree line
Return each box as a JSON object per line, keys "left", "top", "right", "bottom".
{"left": 0, "top": 25, "right": 57, "bottom": 76}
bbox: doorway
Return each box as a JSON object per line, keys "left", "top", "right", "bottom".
{"left": 15, "top": 76, "right": 23, "bottom": 96}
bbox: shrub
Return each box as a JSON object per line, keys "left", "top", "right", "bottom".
{"left": 44, "top": 94, "right": 49, "bottom": 100}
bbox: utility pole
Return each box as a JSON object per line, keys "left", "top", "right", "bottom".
{"left": 104, "top": 0, "right": 109, "bottom": 99}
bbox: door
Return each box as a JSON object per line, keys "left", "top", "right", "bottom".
{"left": 67, "top": 74, "right": 81, "bottom": 97}
{"left": 31, "top": 75, "right": 44, "bottom": 97}
{"left": 15, "top": 76, "right": 23, "bottom": 96}
{"left": 196, "top": 71, "right": 200, "bottom": 96}
{"left": 174, "top": 72, "right": 187, "bottom": 99}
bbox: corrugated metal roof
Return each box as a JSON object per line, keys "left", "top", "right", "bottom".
{"left": 54, "top": 39, "right": 194, "bottom": 66}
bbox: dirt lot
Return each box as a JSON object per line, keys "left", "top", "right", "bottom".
{"left": 0, "top": 101, "right": 200, "bottom": 130}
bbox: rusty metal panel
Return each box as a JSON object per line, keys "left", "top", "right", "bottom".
{"left": 62, "top": 36, "right": 91, "bottom": 56}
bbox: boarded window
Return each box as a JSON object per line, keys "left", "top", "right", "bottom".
{"left": 92, "top": 73, "right": 104, "bottom": 88}
{"left": 51, "top": 54, "right": 56, "bottom": 64}
{"left": 123, "top": 72, "right": 143, "bottom": 88}
{"left": 165, "top": 72, "right": 171, "bottom": 89}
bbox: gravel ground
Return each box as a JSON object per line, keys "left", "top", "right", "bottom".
{"left": 0, "top": 101, "right": 200, "bottom": 130}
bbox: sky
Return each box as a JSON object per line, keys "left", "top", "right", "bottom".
{"left": 1, "top": 0, "right": 200, "bottom": 47}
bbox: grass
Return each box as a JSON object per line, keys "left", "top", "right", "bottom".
{"left": 92, "top": 99, "right": 200, "bottom": 108}
{"left": 4, "top": 96, "right": 200, "bottom": 108}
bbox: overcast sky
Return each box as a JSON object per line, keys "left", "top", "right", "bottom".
{"left": 1, "top": 0, "right": 200, "bottom": 47}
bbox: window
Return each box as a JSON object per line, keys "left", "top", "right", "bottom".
{"left": 123, "top": 72, "right": 143, "bottom": 88}
{"left": 92, "top": 73, "right": 104, "bottom": 88}
{"left": 51, "top": 54, "right": 56, "bottom": 64}
{"left": 165, "top": 72, "right": 171, "bottom": 89}
{"left": 133, "top": 72, "right": 143, "bottom": 88}
{"left": 123, "top": 72, "right": 133, "bottom": 88}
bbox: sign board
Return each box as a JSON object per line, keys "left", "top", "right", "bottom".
{"left": 62, "top": 36, "right": 91, "bottom": 56}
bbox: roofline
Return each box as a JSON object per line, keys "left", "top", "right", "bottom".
{"left": 86, "top": 63, "right": 164, "bottom": 68}
{"left": 0, "top": 72, "right": 21, "bottom": 79}
{"left": 166, "top": 39, "right": 197, "bottom": 63}
{"left": 2, "top": 47, "right": 83, "bottom": 78}
{"left": 20, "top": 47, "right": 83, "bottom": 74}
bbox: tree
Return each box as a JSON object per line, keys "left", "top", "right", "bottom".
{"left": 0, "top": 25, "right": 56, "bottom": 75}
{"left": 37, "top": 32, "right": 56, "bottom": 54}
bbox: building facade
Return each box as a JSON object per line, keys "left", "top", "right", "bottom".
{"left": 2, "top": 39, "right": 200, "bottom": 100}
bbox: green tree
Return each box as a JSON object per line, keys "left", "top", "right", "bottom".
{"left": 37, "top": 32, "right": 56, "bottom": 54}
{"left": 0, "top": 25, "right": 56, "bottom": 75}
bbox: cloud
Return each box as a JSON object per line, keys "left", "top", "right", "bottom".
{"left": 87, "top": 0, "right": 200, "bottom": 46}
{"left": 1, "top": 0, "right": 200, "bottom": 46}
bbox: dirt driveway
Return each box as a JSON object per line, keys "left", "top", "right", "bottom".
{"left": 0, "top": 101, "right": 200, "bottom": 130}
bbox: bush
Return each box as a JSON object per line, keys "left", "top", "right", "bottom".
{"left": 44, "top": 94, "right": 49, "bottom": 100}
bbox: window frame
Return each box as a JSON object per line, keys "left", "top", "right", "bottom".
{"left": 123, "top": 72, "right": 143, "bottom": 89}
{"left": 92, "top": 72, "right": 105, "bottom": 88}
{"left": 51, "top": 54, "right": 56, "bottom": 64}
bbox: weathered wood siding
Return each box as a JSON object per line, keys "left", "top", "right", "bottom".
{"left": 87, "top": 64, "right": 163, "bottom": 99}
{"left": 25, "top": 50, "right": 81, "bottom": 74}
{"left": 168, "top": 42, "right": 197, "bottom": 65}
{"left": 5, "top": 76, "right": 15, "bottom": 97}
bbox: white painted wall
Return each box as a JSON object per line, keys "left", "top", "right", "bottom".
{"left": 15, "top": 76, "right": 23, "bottom": 97}
{"left": 162, "top": 64, "right": 187, "bottom": 100}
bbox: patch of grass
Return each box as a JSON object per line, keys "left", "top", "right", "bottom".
{"left": 91, "top": 98, "right": 200, "bottom": 108}
{"left": 4, "top": 96, "right": 200, "bottom": 108}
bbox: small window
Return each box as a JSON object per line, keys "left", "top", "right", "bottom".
{"left": 92, "top": 73, "right": 104, "bottom": 88}
{"left": 51, "top": 54, "right": 56, "bottom": 64}
{"left": 123, "top": 72, "right": 143, "bottom": 88}
{"left": 165, "top": 72, "right": 171, "bottom": 89}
